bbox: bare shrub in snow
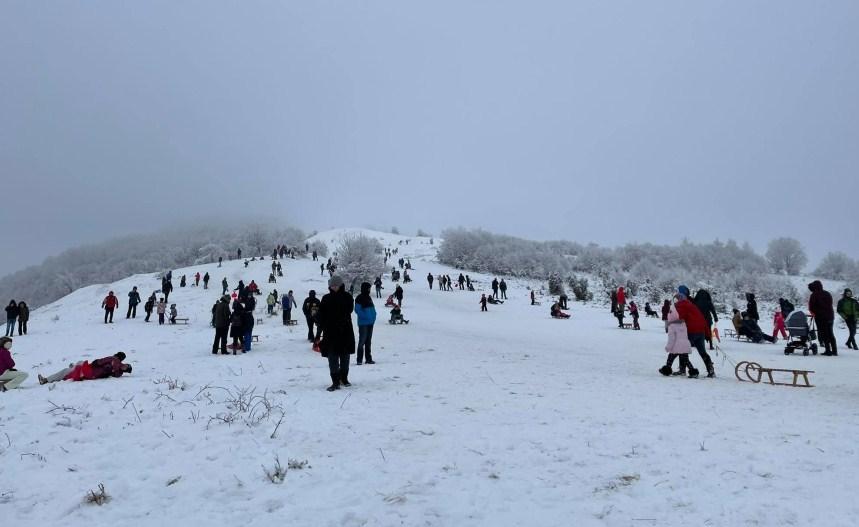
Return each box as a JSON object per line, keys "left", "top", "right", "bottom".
{"left": 335, "top": 234, "right": 385, "bottom": 291}
{"left": 566, "top": 275, "right": 592, "bottom": 301}
{"left": 263, "top": 456, "right": 287, "bottom": 484}
{"left": 84, "top": 483, "right": 110, "bottom": 506}
{"left": 766, "top": 237, "right": 808, "bottom": 275}
{"left": 547, "top": 272, "right": 565, "bottom": 296}
{"left": 287, "top": 459, "right": 310, "bottom": 470}
{"left": 153, "top": 376, "right": 188, "bottom": 391}
{"left": 814, "top": 252, "right": 857, "bottom": 281}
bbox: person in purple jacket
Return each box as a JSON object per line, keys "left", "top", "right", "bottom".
{"left": 0, "top": 337, "right": 28, "bottom": 391}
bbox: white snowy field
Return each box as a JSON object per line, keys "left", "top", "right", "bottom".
{"left": 2, "top": 229, "right": 858, "bottom": 527}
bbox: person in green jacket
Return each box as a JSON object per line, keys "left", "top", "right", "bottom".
{"left": 837, "top": 288, "right": 858, "bottom": 350}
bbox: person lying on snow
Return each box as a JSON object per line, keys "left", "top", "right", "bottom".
{"left": 551, "top": 303, "right": 570, "bottom": 319}
{"left": 38, "top": 352, "right": 131, "bottom": 384}
{"left": 487, "top": 295, "right": 504, "bottom": 305}
{"left": 740, "top": 313, "right": 776, "bottom": 343}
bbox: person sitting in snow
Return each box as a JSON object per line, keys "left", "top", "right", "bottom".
{"left": 384, "top": 295, "right": 397, "bottom": 308}
{"left": 389, "top": 306, "right": 408, "bottom": 324}
{"left": 0, "top": 337, "right": 28, "bottom": 391}
{"left": 644, "top": 302, "right": 659, "bottom": 318}
{"left": 38, "top": 352, "right": 132, "bottom": 384}
{"left": 551, "top": 303, "right": 570, "bottom": 319}
{"left": 487, "top": 295, "right": 504, "bottom": 305}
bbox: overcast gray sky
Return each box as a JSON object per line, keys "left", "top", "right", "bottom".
{"left": 2, "top": 0, "right": 857, "bottom": 277}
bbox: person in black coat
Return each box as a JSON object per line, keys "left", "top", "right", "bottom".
{"left": 745, "top": 293, "right": 759, "bottom": 322}
{"left": 302, "top": 290, "right": 321, "bottom": 342}
{"left": 693, "top": 289, "right": 718, "bottom": 350}
{"left": 808, "top": 280, "right": 837, "bottom": 356}
{"left": 317, "top": 276, "right": 355, "bottom": 391}
{"left": 229, "top": 301, "right": 245, "bottom": 354}
{"left": 778, "top": 298, "right": 795, "bottom": 318}
{"left": 127, "top": 287, "right": 142, "bottom": 319}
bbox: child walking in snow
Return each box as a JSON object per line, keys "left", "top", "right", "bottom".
{"left": 659, "top": 302, "right": 699, "bottom": 378}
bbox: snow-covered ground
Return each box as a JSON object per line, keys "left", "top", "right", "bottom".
{"left": 2, "top": 229, "right": 858, "bottom": 526}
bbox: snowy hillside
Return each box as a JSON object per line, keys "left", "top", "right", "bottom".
{"left": 2, "top": 228, "right": 858, "bottom": 526}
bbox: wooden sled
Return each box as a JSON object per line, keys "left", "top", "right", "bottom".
{"left": 734, "top": 361, "right": 814, "bottom": 388}
{"left": 173, "top": 318, "right": 189, "bottom": 325}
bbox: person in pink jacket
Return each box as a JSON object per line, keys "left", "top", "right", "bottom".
{"left": 772, "top": 310, "right": 787, "bottom": 341}
{"left": 659, "top": 304, "right": 700, "bottom": 378}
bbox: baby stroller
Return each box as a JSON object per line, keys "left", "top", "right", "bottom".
{"left": 783, "top": 310, "right": 818, "bottom": 356}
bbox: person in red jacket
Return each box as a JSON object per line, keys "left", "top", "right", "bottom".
{"left": 669, "top": 292, "right": 715, "bottom": 377}
{"left": 101, "top": 291, "right": 119, "bottom": 324}
{"left": 38, "top": 352, "right": 131, "bottom": 384}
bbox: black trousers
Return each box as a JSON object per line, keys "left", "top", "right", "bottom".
{"left": 17, "top": 320, "right": 27, "bottom": 335}
{"left": 212, "top": 326, "right": 228, "bottom": 352}
{"left": 104, "top": 308, "right": 114, "bottom": 323}
{"left": 846, "top": 317, "right": 857, "bottom": 348}
{"left": 306, "top": 317, "right": 320, "bottom": 341}
{"left": 327, "top": 351, "right": 350, "bottom": 383}
{"left": 127, "top": 304, "right": 137, "bottom": 318}
{"left": 817, "top": 318, "right": 837, "bottom": 352}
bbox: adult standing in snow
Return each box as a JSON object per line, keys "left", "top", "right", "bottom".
{"left": 5, "top": 300, "right": 19, "bottom": 337}
{"left": 102, "top": 292, "right": 119, "bottom": 324}
{"left": 229, "top": 300, "right": 245, "bottom": 353}
{"left": 282, "top": 290, "right": 297, "bottom": 325}
{"left": 837, "top": 288, "right": 858, "bottom": 350}
{"left": 374, "top": 276, "right": 383, "bottom": 298}
{"left": 302, "top": 290, "right": 321, "bottom": 342}
{"left": 237, "top": 247, "right": 242, "bottom": 260}
{"left": 661, "top": 299, "right": 671, "bottom": 321}
{"left": 127, "top": 287, "right": 141, "bottom": 319}
{"left": 212, "top": 295, "right": 231, "bottom": 354}
{"left": 203, "top": 272, "right": 210, "bottom": 289}
{"left": 616, "top": 286, "right": 626, "bottom": 311}
{"left": 317, "top": 275, "right": 355, "bottom": 391}
{"left": 0, "top": 337, "right": 28, "bottom": 390}
{"left": 161, "top": 277, "right": 173, "bottom": 302}
{"left": 195, "top": 272, "right": 201, "bottom": 287}
{"left": 669, "top": 291, "right": 715, "bottom": 377}
{"left": 221, "top": 277, "right": 229, "bottom": 295}
{"left": 180, "top": 275, "right": 186, "bottom": 287}
{"left": 492, "top": 278, "right": 499, "bottom": 299}
{"left": 144, "top": 294, "right": 155, "bottom": 322}
{"left": 242, "top": 304, "right": 254, "bottom": 352}
{"left": 16, "top": 302, "right": 29, "bottom": 336}
{"left": 394, "top": 284, "right": 404, "bottom": 306}
{"left": 745, "top": 293, "right": 759, "bottom": 322}
{"left": 218, "top": 256, "right": 223, "bottom": 267}
{"left": 808, "top": 280, "right": 837, "bottom": 356}
{"left": 499, "top": 279, "right": 508, "bottom": 300}
{"left": 692, "top": 289, "right": 718, "bottom": 350}
{"left": 354, "top": 282, "right": 377, "bottom": 365}
{"left": 427, "top": 273, "right": 434, "bottom": 290}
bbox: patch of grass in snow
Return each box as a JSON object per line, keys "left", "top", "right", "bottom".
{"left": 263, "top": 456, "right": 287, "bottom": 484}
{"left": 84, "top": 483, "right": 110, "bottom": 506}
{"left": 594, "top": 473, "right": 640, "bottom": 494}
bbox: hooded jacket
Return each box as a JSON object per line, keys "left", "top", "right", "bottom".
{"left": 0, "top": 339, "right": 15, "bottom": 375}
{"left": 213, "top": 298, "right": 231, "bottom": 328}
{"left": 745, "top": 293, "right": 759, "bottom": 322}
{"left": 837, "top": 290, "right": 858, "bottom": 320}
{"left": 693, "top": 290, "right": 718, "bottom": 324}
{"left": 318, "top": 285, "right": 355, "bottom": 357}
{"left": 808, "top": 281, "right": 834, "bottom": 321}
{"left": 674, "top": 298, "right": 708, "bottom": 335}
{"left": 665, "top": 307, "right": 691, "bottom": 355}
{"left": 354, "top": 283, "right": 377, "bottom": 326}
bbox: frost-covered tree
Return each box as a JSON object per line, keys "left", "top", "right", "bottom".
{"left": 547, "top": 272, "right": 565, "bottom": 295}
{"left": 308, "top": 240, "right": 328, "bottom": 258}
{"left": 416, "top": 228, "right": 431, "bottom": 237}
{"left": 766, "top": 237, "right": 807, "bottom": 275}
{"left": 390, "top": 226, "right": 400, "bottom": 235}
{"left": 335, "top": 234, "right": 385, "bottom": 292}
{"left": 814, "top": 252, "right": 856, "bottom": 280}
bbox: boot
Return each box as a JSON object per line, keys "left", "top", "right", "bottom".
{"left": 658, "top": 365, "right": 672, "bottom": 376}
{"left": 340, "top": 372, "right": 351, "bottom": 387}
{"left": 688, "top": 367, "right": 699, "bottom": 378}
{"left": 706, "top": 363, "right": 715, "bottom": 378}
{"left": 326, "top": 375, "right": 340, "bottom": 392}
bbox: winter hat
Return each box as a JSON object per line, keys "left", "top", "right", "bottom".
{"left": 678, "top": 285, "right": 690, "bottom": 297}
{"left": 328, "top": 275, "right": 345, "bottom": 290}
{"left": 221, "top": 295, "right": 230, "bottom": 302}
{"left": 845, "top": 288, "right": 853, "bottom": 296}
{"left": 0, "top": 337, "right": 11, "bottom": 349}
{"left": 114, "top": 352, "right": 127, "bottom": 361}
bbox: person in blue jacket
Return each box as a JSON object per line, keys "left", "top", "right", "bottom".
{"left": 353, "top": 282, "right": 377, "bottom": 365}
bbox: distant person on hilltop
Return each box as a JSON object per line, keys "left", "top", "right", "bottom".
{"left": 195, "top": 272, "right": 201, "bottom": 287}
{"left": 499, "top": 279, "right": 508, "bottom": 299}
{"left": 237, "top": 247, "right": 242, "bottom": 260}
{"left": 222, "top": 278, "right": 229, "bottom": 295}
{"left": 161, "top": 277, "right": 173, "bottom": 302}
{"left": 127, "top": 287, "right": 141, "bottom": 319}
{"left": 426, "top": 273, "right": 433, "bottom": 289}
{"left": 102, "top": 292, "right": 119, "bottom": 324}
{"left": 5, "top": 300, "right": 19, "bottom": 337}
{"left": 16, "top": 302, "right": 29, "bottom": 336}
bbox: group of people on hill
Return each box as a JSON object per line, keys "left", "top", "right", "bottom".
{"left": 5, "top": 300, "right": 30, "bottom": 337}
{"left": 0, "top": 335, "right": 132, "bottom": 392}
{"left": 101, "top": 288, "right": 179, "bottom": 326}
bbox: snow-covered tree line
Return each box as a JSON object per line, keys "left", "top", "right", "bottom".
{"left": 0, "top": 223, "right": 306, "bottom": 308}
{"left": 438, "top": 228, "right": 802, "bottom": 307}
